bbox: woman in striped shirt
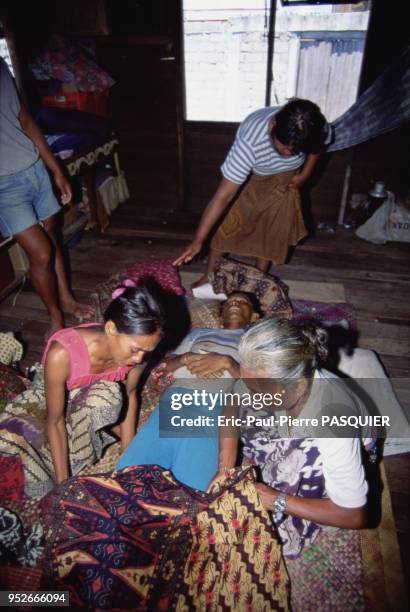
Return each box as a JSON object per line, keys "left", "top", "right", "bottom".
{"left": 174, "top": 99, "right": 329, "bottom": 286}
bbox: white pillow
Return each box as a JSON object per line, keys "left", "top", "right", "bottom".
{"left": 338, "top": 348, "right": 410, "bottom": 455}
{"left": 192, "top": 282, "right": 227, "bottom": 301}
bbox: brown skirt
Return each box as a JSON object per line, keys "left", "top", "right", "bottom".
{"left": 211, "top": 170, "right": 307, "bottom": 264}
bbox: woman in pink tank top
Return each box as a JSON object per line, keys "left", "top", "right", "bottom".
{"left": 41, "top": 284, "right": 164, "bottom": 487}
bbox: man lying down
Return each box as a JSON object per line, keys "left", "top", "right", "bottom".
{"left": 117, "top": 290, "right": 410, "bottom": 493}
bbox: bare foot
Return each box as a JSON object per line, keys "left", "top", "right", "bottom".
{"left": 62, "top": 300, "right": 95, "bottom": 322}
{"left": 191, "top": 274, "right": 210, "bottom": 289}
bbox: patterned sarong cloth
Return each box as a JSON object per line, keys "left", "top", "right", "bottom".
{"left": 211, "top": 171, "right": 307, "bottom": 265}
{"left": 0, "top": 506, "right": 44, "bottom": 567}
{"left": 0, "top": 368, "right": 123, "bottom": 500}
{"left": 241, "top": 431, "right": 332, "bottom": 559}
{"left": 40, "top": 465, "right": 290, "bottom": 611}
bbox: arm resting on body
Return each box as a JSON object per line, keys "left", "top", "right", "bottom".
{"left": 185, "top": 353, "right": 241, "bottom": 379}
{"left": 173, "top": 178, "right": 241, "bottom": 265}
{"left": 162, "top": 353, "right": 195, "bottom": 374}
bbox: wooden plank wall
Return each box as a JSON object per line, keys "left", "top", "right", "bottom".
{"left": 97, "top": 38, "right": 182, "bottom": 212}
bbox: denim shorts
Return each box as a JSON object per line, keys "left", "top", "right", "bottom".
{"left": 0, "top": 158, "right": 61, "bottom": 238}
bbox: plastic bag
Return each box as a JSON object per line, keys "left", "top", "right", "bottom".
{"left": 356, "top": 192, "right": 410, "bottom": 244}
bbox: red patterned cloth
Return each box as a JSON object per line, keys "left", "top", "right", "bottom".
{"left": 126, "top": 259, "right": 185, "bottom": 296}
{"left": 0, "top": 456, "right": 25, "bottom": 503}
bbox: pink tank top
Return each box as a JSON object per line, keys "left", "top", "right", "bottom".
{"left": 42, "top": 323, "right": 132, "bottom": 391}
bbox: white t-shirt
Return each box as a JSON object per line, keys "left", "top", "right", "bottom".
{"left": 316, "top": 436, "right": 368, "bottom": 508}
{"left": 237, "top": 368, "right": 369, "bottom": 508}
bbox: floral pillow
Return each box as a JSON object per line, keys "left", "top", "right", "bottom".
{"left": 0, "top": 364, "right": 28, "bottom": 415}
{"left": 212, "top": 258, "right": 292, "bottom": 319}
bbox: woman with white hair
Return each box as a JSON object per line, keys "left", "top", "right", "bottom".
{"left": 215, "top": 318, "right": 373, "bottom": 559}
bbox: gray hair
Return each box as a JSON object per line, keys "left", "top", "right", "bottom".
{"left": 238, "top": 318, "right": 328, "bottom": 380}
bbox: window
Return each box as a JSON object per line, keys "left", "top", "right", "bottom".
{"left": 183, "top": 1, "right": 371, "bottom": 123}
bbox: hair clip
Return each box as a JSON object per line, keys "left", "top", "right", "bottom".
{"left": 111, "top": 278, "right": 137, "bottom": 300}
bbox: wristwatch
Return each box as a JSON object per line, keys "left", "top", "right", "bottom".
{"left": 272, "top": 492, "right": 287, "bottom": 523}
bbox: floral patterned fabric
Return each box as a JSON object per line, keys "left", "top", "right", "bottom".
{"left": 292, "top": 299, "right": 356, "bottom": 330}
{"left": 0, "top": 368, "right": 123, "bottom": 499}
{"left": 242, "top": 435, "right": 328, "bottom": 559}
{"left": 40, "top": 465, "right": 290, "bottom": 611}
{"left": 126, "top": 259, "right": 185, "bottom": 296}
{"left": 91, "top": 260, "right": 186, "bottom": 324}
{"left": 0, "top": 364, "right": 27, "bottom": 415}
{"left": 212, "top": 257, "right": 292, "bottom": 319}
{"left": 0, "top": 333, "right": 23, "bottom": 365}
{"left": 30, "top": 34, "right": 114, "bottom": 93}
{"left": 0, "top": 507, "right": 44, "bottom": 567}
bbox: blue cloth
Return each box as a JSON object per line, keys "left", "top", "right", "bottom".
{"left": 117, "top": 387, "right": 222, "bottom": 491}
{"left": 0, "top": 158, "right": 60, "bottom": 237}
{"left": 328, "top": 45, "right": 410, "bottom": 151}
{"left": 45, "top": 132, "right": 107, "bottom": 155}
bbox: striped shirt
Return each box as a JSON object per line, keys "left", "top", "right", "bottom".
{"left": 174, "top": 327, "right": 243, "bottom": 361}
{"left": 221, "top": 106, "right": 305, "bottom": 185}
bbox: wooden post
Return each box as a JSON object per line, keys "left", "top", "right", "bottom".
{"left": 265, "top": 0, "right": 277, "bottom": 108}
{"left": 338, "top": 150, "right": 354, "bottom": 226}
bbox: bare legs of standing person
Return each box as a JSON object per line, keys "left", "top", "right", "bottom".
{"left": 13, "top": 214, "right": 93, "bottom": 338}
{"left": 42, "top": 215, "right": 94, "bottom": 322}
{"left": 14, "top": 222, "right": 64, "bottom": 336}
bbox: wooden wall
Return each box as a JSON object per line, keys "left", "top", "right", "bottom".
{"left": 97, "top": 37, "right": 183, "bottom": 212}
{"left": 348, "top": 0, "right": 410, "bottom": 204}
{"left": 96, "top": 0, "right": 185, "bottom": 214}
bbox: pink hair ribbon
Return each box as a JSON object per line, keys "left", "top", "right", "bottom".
{"left": 111, "top": 279, "right": 137, "bottom": 300}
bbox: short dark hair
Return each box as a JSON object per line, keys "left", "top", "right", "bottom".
{"left": 104, "top": 285, "right": 164, "bottom": 336}
{"left": 272, "top": 99, "right": 326, "bottom": 154}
